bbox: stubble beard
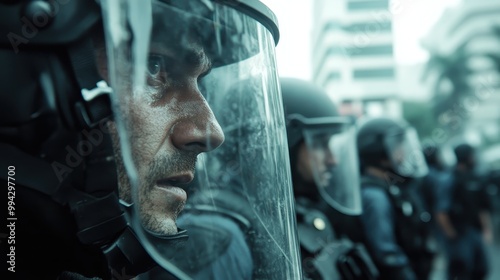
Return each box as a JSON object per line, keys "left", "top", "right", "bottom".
{"left": 110, "top": 124, "right": 197, "bottom": 236}
{"left": 139, "top": 152, "right": 196, "bottom": 235}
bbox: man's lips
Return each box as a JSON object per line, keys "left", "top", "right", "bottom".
{"left": 153, "top": 174, "right": 193, "bottom": 202}
{"left": 156, "top": 174, "right": 194, "bottom": 188}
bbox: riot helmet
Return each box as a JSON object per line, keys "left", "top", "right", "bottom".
{"left": 281, "top": 77, "right": 362, "bottom": 216}
{"left": 422, "top": 143, "right": 456, "bottom": 171}
{"left": 357, "top": 117, "right": 428, "bottom": 179}
{"left": 454, "top": 143, "right": 477, "bottom": 169}
{"left": 423, "top": 144, "right": 440, "bottom": 167}
{"left": 0, "top": 0, "right": 296, "bottom": 279}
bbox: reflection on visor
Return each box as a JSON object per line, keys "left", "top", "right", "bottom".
{"left": 150, "top": 0, "right": 260, "bottom": 67}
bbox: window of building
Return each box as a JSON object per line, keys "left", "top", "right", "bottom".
{"left": 314, "top": 20, "right": 392, "bottom": 53}
{"left": 347, "top": 0, "right": 389, "bottom": 11}
{"left": 327, "top": 46, "right": 348, "bottom": 56}
{"left": 353, "top": 68, "right": 394, "bottom": 79}
{"left": 324, "top": 45, "right": 393, "bottom": 57}
{"left": 349, "top": 45, "right": 393, "bottom": 56}
{"left": 326, "top": 71, "right": 341, "bottom": 82}
{"left": 320, "top": 20, "right": 391, "bottom": 35}
{"left": 344, "top": 21, "right": 392, "bottom": 33}
{"left": 324, "top": 21, "right": 342, "bottom": 32}
{"left": 314, "top": 45, "right": 393, "bottom": 77}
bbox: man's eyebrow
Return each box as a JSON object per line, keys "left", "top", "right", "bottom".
{"left": 183, "top": 47, "right": 212, "bottom": 75}
{"left": 150, "top": 42, "right": 213, "bottom": 75}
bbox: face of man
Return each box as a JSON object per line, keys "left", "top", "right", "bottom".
{"left": 99, "top": 42, "right": 225, "bottom": 235}
{"left": 297, "top": 134, "right": 338, "bottom": 187}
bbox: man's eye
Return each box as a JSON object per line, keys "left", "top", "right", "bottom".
{"left": 144, "top": 54, "right": 175, "bottom": 101}
{"left": 147, "top": 54, "right": 166, "bottom": 79}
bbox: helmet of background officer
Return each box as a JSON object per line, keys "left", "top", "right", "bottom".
{"left": 454, "top": 143, "right": 477, "bottom": 170}
{"left": 356, "top": 117, "right": 428, "bottom": 181}
{"left": 281, "top": 77, "right": 361, "bottom": 216}
{"left": 423, "top": 143, "right": 446, "bottom": 171}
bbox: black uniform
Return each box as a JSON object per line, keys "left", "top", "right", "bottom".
{"left": 355, "top": 176, "right": 436, "bottom": 280}
{"left": 280, "top": 78, "right": 378, "bottom": 280}
{"left": 353, "top": 117, "right": 434, "bottom": 280}
{"left": 442, "top": 169, "right": 490, "bottom": 280}
{"left": 296, "top": 197, "right": 378, "bottom": 280}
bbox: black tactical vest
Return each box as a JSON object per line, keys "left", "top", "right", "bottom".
{"left": 360, "top": 177, "right": 437, "bottom": 257}
{"left": 296, "top": 197, "right": 378, "bottom": 280}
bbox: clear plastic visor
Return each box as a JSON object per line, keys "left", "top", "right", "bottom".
{"left": 383, "top": 128, "right": 429, "bottom": 178}
{"left": 302, "top": 119, "right": 362, "bottom": 216}
{"left": 101, "top": 0, "right": 301, "bottom": 278}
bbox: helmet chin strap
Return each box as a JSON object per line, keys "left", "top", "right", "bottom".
{"left": 65, "top": 38, "right": 113, "bottom": 130}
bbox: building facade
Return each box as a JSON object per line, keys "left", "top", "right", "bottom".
{"left": 311, "top": 0, "right": 401, "bottom": 117}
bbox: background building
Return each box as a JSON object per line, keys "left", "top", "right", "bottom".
{"left": 311, "top": 0, "right": 401, "bottom": 117}
{"left": 421, "top": 0, "right": 500, "bottom": 148}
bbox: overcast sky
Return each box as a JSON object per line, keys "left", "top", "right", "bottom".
{"left": 262, "top": 0, "right": 462, "bottom": 80}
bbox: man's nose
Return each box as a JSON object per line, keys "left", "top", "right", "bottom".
{"left": 171, "top": 96, "right": 224, "bottom": 154}
{"left": 324, "top": 150, "right": 338, "bottom": 166}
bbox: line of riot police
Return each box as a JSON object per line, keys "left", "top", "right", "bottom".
{"left": 279, "top": 78, "right": 494, "bottom": 280}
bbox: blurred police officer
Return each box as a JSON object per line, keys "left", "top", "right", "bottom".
{"left": 421, "top": 144, "right": 454, "bottom": 232}
{"left": 419, "top": 143, "right": 459, "bottom": 276}
{"left": 281, "top": 78, "right": 378, "bottom": 280}
{"left": 435, "top": 143, "right": 492, "bottom": 280}
{"left": 354, "top": 117, "right": 436, "bottom": 280}
{"left": 0, "top": 1, "right": 302, "bottom": 279}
